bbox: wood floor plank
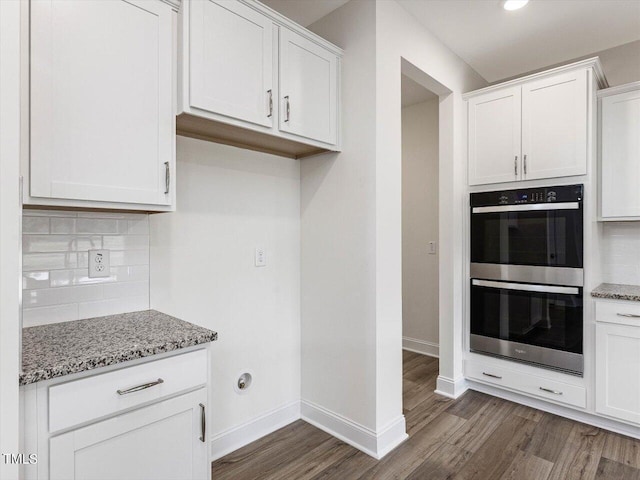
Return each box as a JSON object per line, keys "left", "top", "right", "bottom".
{"left": 498, "top": 449, "right": 554, "bottom": 480}
{"left": 512, "top": 403, "right": 545, "bottom": 423}
{"left": 595, "top": 457, "right": 640, "bottom": 480}
{"left": 404, "top": 442, "right": 473, "bottom": 480}
{"left": 357, "top": 412, "right": 466, "bottom": 480}
{"left": 547, "top": 424, "right": 606, "bottom": 480}
{"left": 404, "top": 388, "right": 453, "bottom": 435}
{"left": 310, "top": 449, "right": 378, "bottom": 480}
{"left": 446, "top": 395, "right": 516, "bottom": 453}
{"left": 521, "top": 412, "right": 577, "bottom": 463}
{"left": 445, "top": 390, "right": 493, "bottom": 420}
{"left": 453, "top": 413, "right": 538, "bottom": 480}
{"left": 602, "top": 431, "right": 640, "bottom": 469}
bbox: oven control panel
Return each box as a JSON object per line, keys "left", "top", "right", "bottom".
{"left": 471, "top": 184, "right": 583, "bottom": 207}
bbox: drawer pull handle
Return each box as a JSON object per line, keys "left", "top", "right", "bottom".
{"left": 617, "top": 313, "right": 640, "bottom": 318}
{"left": 199, "top": 403, "right": 206, "bottom": 443}
{"left": 482, "top": 372, "right": 502, "bottom": 379}
{"left": 116, "top": 378, "right": 164, "bottom": 396}
{"left": 539, "top": 387, "right": 563, "bottom": 395}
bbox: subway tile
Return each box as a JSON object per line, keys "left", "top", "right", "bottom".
{"left": 50, "top": 266, "right": 133, "bottom": 287}
{"left": 76, "top": 218, "right": 127, "bottom": 234}
{"left": 103, "top": 281, "right": 148, "bottom": 299}
{"left": 22, "top": 271, "right": 50, "bottom": 290}
{"left": 110, "top": 249, "right": 149, "bottom": 266}
{"left": 50, "top": 217, "right": 76, "bottom": 234}
{"left": 23, "top": 217, "right": 50, "bottom": 234}
{"left": 23, "top": 209, "right": 76, "bottom": 218}
{"left": 102, "top": 235, "right": 149, "bottom": 250}
{"left": 127, "top": 217, "right": 149, "bottom": 235}
{"left": 23, "top": 235, "right": 101, "bottom": 253}
{"left": 78, "top": 295, "right": 148, "bottom": 319}
{"left": 24, "top": 285, "right": 104, "bottom": 307}
{"left": 76, "top": 212, "right": 146, "bottom": 220}
{"left": 23, "top": 304, "right": 79, "bottom": 328}
{"left": 23, "top": 253, "right": 77, "bottom": 271}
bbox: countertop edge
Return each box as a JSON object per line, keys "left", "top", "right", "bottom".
{"left": 591, "top": 283, "right": 640, "bottom": 303}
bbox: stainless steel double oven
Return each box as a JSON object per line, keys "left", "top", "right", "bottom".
{"left": 470, "top": 185, "right": 584, "bottom": 375}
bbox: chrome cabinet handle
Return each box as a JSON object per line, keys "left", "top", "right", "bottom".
{"left": 617, "top": 313, "right": 640, "bottom": 318}
{"left": 284, "top": 95, "right": 290, "bottom": 122}
{"left": 514, "top": 156, "right": 518, "bottom": 176}
{"left": 199, "top": 403, "right": 206, "bottom": 443}
{"left": 117, "top": 378, "right": 164, "bottom": 396}
{"left": 164, "top": 162, "right": 170, "bottom": 195}
{"left": 539, "top": 387, "right": 562, "bottom": 395}
{"left": 523, "top": 154, "right": 527, "bottom": 175}
{"left": 267, "top": 89, "right": 273, "bottom": 118}
{"left": 482, "top": 372, "right": 502, "bottom": 379}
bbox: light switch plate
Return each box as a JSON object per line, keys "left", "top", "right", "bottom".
{"left": 89, "top": 249, "right": 110, "bottom": 278}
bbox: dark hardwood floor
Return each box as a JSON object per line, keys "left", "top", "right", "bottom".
{"left": 211, "top": 351, "right": 640, "bottom": 479}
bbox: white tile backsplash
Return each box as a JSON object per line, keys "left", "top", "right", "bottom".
{"left": 601, "top": 222, "right": 640, "bottom": 285}
{"left": 22, "top": 211, "right": 150, "bottom": 326}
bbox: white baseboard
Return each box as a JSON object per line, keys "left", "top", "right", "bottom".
{"left": 301, "top": 400, "right": 408, "bottom": 460}
{"left": 402, "top": 337, "right": 439, "bottom": 358}
{"left": 468, "top": 381, "right": 640, "bottom": 440}
{"left": 210, "top": 400, "right": 301, "bottom": 461}
{"left": 435, "top": 375, "right": 468, "bottom": 399}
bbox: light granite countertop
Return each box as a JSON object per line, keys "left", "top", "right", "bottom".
{"left": 20, "top": 310, "right": 217, "bottom": 386}
{"left": 591, "top": 283, "right": 640, "bottom": 303}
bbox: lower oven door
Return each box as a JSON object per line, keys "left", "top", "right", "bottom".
{"left": 470, "top": 279, "right": 583, "bottom": 375}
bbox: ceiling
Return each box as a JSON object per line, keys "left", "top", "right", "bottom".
{"left": 397, "top": 0, "right": 640, "bottom": 82}
{"left": 261, "top": 0, "right": 349, "bottom": 27}
{"left": 401, "top": 75, "right": 436, "bottom": 107}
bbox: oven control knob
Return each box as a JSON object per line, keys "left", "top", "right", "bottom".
{"left": 547, "top": 191, "right": 557, "bottom": 201}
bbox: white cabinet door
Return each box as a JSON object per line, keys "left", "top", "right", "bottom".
{"left": 522, "top": 70, "right": 588, "bottom": 181}
{"left": 279, "top": 28, "right": 338, "bottom": 146}
{"left": 600, "top": 88, "right": 640, "bottom": 218}
{"left": 50, "top": 389, "right": 209, "bottom": 480}
{"left": 468, "top": 86, "right": 521, "bottom": 185}
{"left": 595, "top": 323, "right": 640, "bottom": 425}
{"left": 189, "top": 0, "right": 273, "bottom": 128}
{"left": 30, "top": 0, "right": 173, "bottom": 206}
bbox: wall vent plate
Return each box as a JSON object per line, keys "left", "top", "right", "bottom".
{"left": 88, "top": 249, "right": 110, "bottom": 278}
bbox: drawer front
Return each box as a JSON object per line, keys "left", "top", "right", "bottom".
{"left": 465, "top": 360, "right": 586, "bottom": 408}
{"left": 49, "top": 349, "right": 207, "bottom": 433}
{"left": 595, "top": 300, "right": 640, "bottom": 326}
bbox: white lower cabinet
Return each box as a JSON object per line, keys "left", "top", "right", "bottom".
{"left": 50, "top": 389, "right": 208, "bottom": 480}
{"left": 595, "top": 302, "right": 640, "bottom": 425}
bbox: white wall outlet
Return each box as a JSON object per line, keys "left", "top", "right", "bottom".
{"left": 428, "top": 241, "right": 437, "bottom": 255}
{"left": 89, "top": 249, "right": 110, "bottom": 278}
{"left": 254, "top": 248, "right": 266, "bottom": 267}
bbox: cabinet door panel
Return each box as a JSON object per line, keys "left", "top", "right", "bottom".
{"left": 601, "top": 89, "right": 640, "bottom": 218}
{"left": 30, "top": 0, "right": 173, "bottom": 206}
{"left": 468, "top": 86, "right": 521, "bottom": 185}
{"left": 50, "top": 389, "right": 208, "bottom": 480}
{"left": 595, "top": 323, "right": 640, "bottom": 425}
{"left": 279, "top": 28, "right": 338, "bottom": 145}
{"left": 190, "top": 0, "right": 273, "bottom": 127}
{"left": 522, "top": 70, "right": 587, "bottom": 180}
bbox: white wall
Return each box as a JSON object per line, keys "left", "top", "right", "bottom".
{"left": 402, "top": 98, "right": 439, "bottom": 356}
{"left": 302, "top": 0, "right": 485, "bottom": 457}
{"left": 0, "top": 0, "right": 21, "bottom": 477}
{"left": 22, "top": 211, "right": 150, "bottom": 327}
{"left": 150, "top": 136, "right": 300, "bottom": 457}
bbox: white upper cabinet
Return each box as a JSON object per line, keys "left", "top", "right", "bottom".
{"left": 522, "top": 70, "right": 587, "bottom": 180}
{"left": 279, "top": 28, "right": 338, "bottom": 146}
{"left": 466, "top": 59, "right": 603, "bottom": 186}
{"left": 178, "top": 0, "right": 342, "bottom": 158}
{"left": 189, "top": 0, "right": 274, "bottom": 127}
{"left": 29, "top": 0, "right": 175, "bottom": 210}
{"left": 468, "top": 86, "right": 522, "bottom": 185}
{"left": 599, "top": 83, "right": 640, "bottom": 220}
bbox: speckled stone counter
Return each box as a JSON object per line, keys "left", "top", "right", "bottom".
{"left": 20, "top": 310, "right": 217, "bottom": 386}
{"left": 591, "top": 283, "right": 640, "bottom": 303}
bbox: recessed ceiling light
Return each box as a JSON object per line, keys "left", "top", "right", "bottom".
{"left": 503, "top": 0, "right": 529, "bottom": 11}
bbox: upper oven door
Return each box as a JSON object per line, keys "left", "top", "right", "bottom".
{"left": 471, "top": 202, "right": 583, "bottom": 268}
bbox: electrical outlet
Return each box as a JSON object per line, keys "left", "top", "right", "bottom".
{"left": 255, "top": 248, "right": 266, "bottom": 267}
{"left": 89, "top": 249, "right": 110, "bottom": 278}
{"left": 428, "top": 241, "right": 437, "bottom": 255}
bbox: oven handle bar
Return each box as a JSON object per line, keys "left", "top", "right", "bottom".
{"left": 472, "top": 202, "right": 580, "bottom": 214}
{"left": 472, "top": 279, "right": 579, "bottom": 295}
